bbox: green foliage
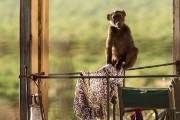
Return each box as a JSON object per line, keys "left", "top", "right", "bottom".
{"left": 0, "top": 0, "right": 19, "bottom": 119}
{"left": 0, "top": 0, "right": 19, "bottom": 106}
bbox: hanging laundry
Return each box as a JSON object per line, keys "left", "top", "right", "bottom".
{"left": 74, "top": 64, "right": 124, "bottom": 120}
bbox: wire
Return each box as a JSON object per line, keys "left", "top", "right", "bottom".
{"left": 48, "top": 61, "right": 179, "bottom": 76}
{"left": 38, "top": 74, "right": 180, "bottom": 79}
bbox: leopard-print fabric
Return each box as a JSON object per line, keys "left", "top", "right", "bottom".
{"left": 74, "top": 64, "right": 124, "bottom": 120}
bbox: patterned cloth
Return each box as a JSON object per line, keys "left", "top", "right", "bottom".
{"left": 74, "top": 64, "right": 124, "bottom": 120}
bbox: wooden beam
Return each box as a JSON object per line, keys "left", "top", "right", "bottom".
{"left": 20, "top": 0, "right": 31, "bottom": 119}
{"left": 39, "top": 0, "right": 49, "bottom": 118}
{"left": 31, "top": 0, "right": 39, "bottom": 99}
{"left": 31, "top": 0, "right": 49, "bottom": 119}
{"left": 173, "top": 0, "right": 180, "bottom": 119}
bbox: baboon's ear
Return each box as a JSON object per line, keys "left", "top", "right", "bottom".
{"left": 107, "top": 14, "right": 111, "bottom": 20}
{"left": 122, "top": 10, "right": 126, "bottom": 17}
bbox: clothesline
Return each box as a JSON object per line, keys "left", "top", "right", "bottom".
{"left": 19, "top": 61, "right": 179, "bottom": 80}
{"left": 48, "top": 61, "right": 179, "bottom": 76}
{"left": 38, "top": 74, "right": 180, "bottom": 79}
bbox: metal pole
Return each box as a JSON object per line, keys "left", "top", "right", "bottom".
{"left": 49, "top": 72, "right": 81, "bottom": 76}
{"left": 106, "top": 76, "right": 110, "bottom": 120}
{"left": 127, "top": 61, "right": 178, "bottom": 71}
{"left": 36, "top": 74, "right": 180, "bottom": 79}
{"left": 48, "top": 61, "right": 179, "bottom": 76}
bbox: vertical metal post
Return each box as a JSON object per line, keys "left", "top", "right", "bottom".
{"left": 106, "top": 76, "right": 110, "bottom": 120}
{"left": 20, "top": 0, "right": 31, "bottom": 119}
{"left": 112, "top": 96, "right": 116, "bottom": 120}
{"left": 173, "top": 0, "right": 180, "bottom": 120}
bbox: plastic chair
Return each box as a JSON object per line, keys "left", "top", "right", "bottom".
{"left": 118, "top": 86, "right": 176, "bottom": 120}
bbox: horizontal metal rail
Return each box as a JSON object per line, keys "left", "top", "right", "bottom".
{"left": 19, "top": 61, "right": 180, "bottom": 80}
{"left": 38, "top": 74, "right": 180, "bottom": 79}
{"left": 127, "top": 61, "right": 179, "bottom": 71}
{"left": 48, "top": 61, "right": 179, "bottom": 76}
{"left": 49, "top": 72, "right": 81, "bottom": 76}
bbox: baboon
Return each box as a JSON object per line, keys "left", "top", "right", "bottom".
{"left": 105, "top": 10, "right": 138, "bottom": 70}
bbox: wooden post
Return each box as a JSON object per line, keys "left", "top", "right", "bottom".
{"left": 31, "top": 0, "right": 39, "bottom": 98}
{"left": 173, "top": 0, "right": 180, "bottom": 120}
{"left": 31, "top": 0, "right": 49, "bottom": 119}
{"left": 38, "top": 0, "right": 49, "bottom": 118}
{"left": 20, "top": 0, "right": 48, "bottom": 119}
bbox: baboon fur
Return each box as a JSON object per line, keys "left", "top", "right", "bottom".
{"left": 105, "top": 10, "right": 138, "bottom": 70}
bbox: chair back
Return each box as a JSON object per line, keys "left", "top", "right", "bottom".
{"left": 118, "top": 87, "right": 175, "bottom": 109}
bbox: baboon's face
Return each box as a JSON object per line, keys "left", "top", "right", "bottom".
{"left": 107, "top": 10, "right": 126, "bottom": 29}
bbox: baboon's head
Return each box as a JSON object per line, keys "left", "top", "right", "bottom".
{"left": 107, "top": 10, "right": 126, "bottom": 29}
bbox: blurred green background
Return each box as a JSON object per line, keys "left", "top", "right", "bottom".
{"left": 0, "top": 0, "right": 173, "bottom": 119}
